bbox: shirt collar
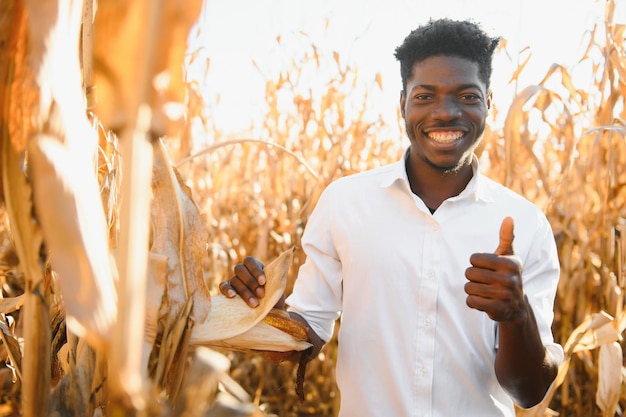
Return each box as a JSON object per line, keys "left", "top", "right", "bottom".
{"left": 379, "top": 149, "right": 495, "bottom": 203}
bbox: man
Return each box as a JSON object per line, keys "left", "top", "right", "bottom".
{"left": 220, "top": 18, "right": 562, "bottom": 417}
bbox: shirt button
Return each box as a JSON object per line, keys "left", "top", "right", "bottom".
{"left": 419, "top": 368, "right": 427, "bottom": 376}
{"left": 432, "top": 223, "right": 439, "bottom": 230}
{"left": 424, "top": 318, "right": 432, "bottom": 327}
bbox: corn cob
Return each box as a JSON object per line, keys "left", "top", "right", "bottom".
{"left": 261, "top": 309, "right": 309, "bottom": 341}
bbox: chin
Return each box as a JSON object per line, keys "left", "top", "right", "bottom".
{"left": 424, "top": 155, "right": 472, "bottom": 174}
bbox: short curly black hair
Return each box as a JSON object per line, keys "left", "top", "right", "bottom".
{"left": 394, "top": 18, "right": 500, "bottom": 92}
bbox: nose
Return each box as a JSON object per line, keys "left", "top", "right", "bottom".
{"left": 432, "top": 97, "right": 462, "bottom": 120}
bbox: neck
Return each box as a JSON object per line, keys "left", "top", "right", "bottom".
{"left": 405, "top": 154, "right": 474, "bottom": 210}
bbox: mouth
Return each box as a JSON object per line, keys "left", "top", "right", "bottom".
{"left": 426, "top": 130, "right": 465, "bottom": 144}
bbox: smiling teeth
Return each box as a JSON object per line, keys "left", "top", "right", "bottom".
{"left": 428, "top": 131, "right": 464, "bottom": 143}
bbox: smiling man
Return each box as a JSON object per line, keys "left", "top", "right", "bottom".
{"left": 221, "top": 18, "right": 563, "bottom": 417}
{"left": 401, "top": 54, "right": 489, "bottom": 209}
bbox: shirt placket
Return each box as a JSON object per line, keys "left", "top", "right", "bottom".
{"left": 414, "top": 217, "right": 440, "bottom": 417}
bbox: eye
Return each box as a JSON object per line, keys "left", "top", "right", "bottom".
{"left": 459, "top": 94, "right": 482, "bottom": 103}
{"left": 413, "top": 94, "right": 433, "bottom": 101}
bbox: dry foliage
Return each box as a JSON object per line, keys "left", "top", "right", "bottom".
{"left": 0, "top": 1, "right": 308, "bottom": 417}
{"left": 174, "top": 2, "right": 626, "bottom": 416}
{"left": 0, "top": 1, "right": 625, "bottom": 417}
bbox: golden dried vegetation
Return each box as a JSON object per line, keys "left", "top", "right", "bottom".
{"left": 0, "top": 0, "right": 624, "bottom": 417}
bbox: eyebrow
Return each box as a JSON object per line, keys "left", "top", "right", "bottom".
{"left": 411, "top": 83, "right": 484, "bottom": 91}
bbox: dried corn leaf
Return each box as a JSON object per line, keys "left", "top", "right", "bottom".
{"left": 48, "top": 336, "right": 103, "bottom": 417}
{"left": 144, "top": 252, "right": 168, "bottom": 347}
{"left": 0, "top": 317, "right": 21, "bottom": 381}
{"left": 28, "top": 134, "right": 117, "bottom": 351}
{"left": 596, "top": 341, "right": 623, "bottom": 417}
{"left": 571, "top": 321, "right": 620, "bottom": 353}
{"left": 148, "top": 137, "right": 213, "bottom": 396}
{"left": 562, "top": 311, "right": 616, "bottom": 354}
{"left": 151, "top": 137, "right": 211, "bottom": 324}
{"left": 152, "top": 297, "right": 194, "bottom": 399}
{"left": 0, "top": 294, "right": 25, "bottom": 315}
{"left": 507, "top": 50, "right": 532, "bottom": 85}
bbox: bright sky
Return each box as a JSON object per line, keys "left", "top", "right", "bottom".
{"left": 189, "top": 0, "right": 622, "bottom": 135}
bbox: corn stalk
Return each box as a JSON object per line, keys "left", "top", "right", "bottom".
{"left": 0, "top": 1, "right": 313, "bottom": 416}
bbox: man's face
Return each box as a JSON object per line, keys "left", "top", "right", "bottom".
{"left": 400, "top": 55, "right": 491, "bottom": 173}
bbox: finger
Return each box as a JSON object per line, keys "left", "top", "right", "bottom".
{"left": 219, "top": 281, "right": 237, "bottom": 298}
{"left": 228, "top": 276, "right": 260, "bottom": 308}
{"left": 494, "top": 216, "right": 515, "bottom": 256}
{"left": 465, "top": 295, "right": 499, "bottom": 321}
{"left": 465, "top": 265, "right": 501, "bottom": 283}
{"left": 242, "top": 256, "right": 266, "bottom": 286}
{"left": 468, "top": 253, "right": 520, "bottom": 272}
{"left": 234, "top": 261, "right": 265, "bottom": 298}
{"left": 464, "top": 280, "right": 511, "bottom": 299}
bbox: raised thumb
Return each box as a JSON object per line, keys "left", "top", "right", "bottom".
{"left": 495, "top": 216, "right": 515, "bottom": 256}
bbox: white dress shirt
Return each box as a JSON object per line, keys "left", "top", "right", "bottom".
{"left": 286, "top": 152, "right": 563, "bottom": 417}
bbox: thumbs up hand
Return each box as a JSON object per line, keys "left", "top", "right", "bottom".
{"left": 464, "top": 216, "right": 526, "bottom": 322}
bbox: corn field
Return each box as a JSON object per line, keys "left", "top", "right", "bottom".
{"left": 0, "top": 0, "right": 625, "bottom": 416}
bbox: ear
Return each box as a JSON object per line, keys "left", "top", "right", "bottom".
{"left": 486, "top": 90, "right": 493, "bottom": 110}
{"left": 399, "top": 90, "right": 406, "bottom": 118}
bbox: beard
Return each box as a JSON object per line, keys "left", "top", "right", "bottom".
{"left": 419, "top": 150, "right": 474, "bottom": 174}
{"left": 405, "top": 120, "right": 486, "bottom": 174}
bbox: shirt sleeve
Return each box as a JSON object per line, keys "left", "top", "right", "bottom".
{"left": 285, "top": 184, "right": 343, "bottom": 343}
{"left": 519, "top": 211, "right": 565, "bottom": 364}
